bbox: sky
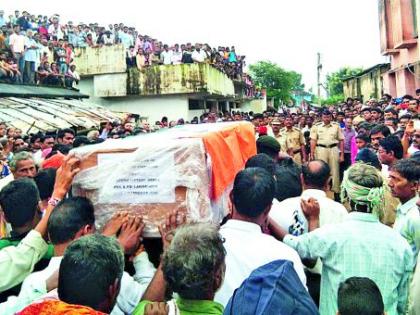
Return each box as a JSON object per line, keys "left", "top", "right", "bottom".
{"left": 3, "top": 0, "right": 388, "bottom": 93}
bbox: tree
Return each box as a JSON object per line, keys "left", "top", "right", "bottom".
{"left": 325, "top": 67, "right": 363, "bottom": 97}
{"left": 249, "top": 61, "right": 304, "bottom": 106}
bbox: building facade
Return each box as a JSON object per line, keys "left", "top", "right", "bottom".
{"left": 379, "top": 0, "right": 419, "bottom": 96}
{"left": 343, "top": 63, "right": 390, "bottom": 102}
{"left": 74, "top": 45, "right": 266, "bottom": 123}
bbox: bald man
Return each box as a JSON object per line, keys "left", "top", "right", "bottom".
{"left": 270, "top": 160, "right": 348, "bottom": 304}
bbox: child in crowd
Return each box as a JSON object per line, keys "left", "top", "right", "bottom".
{"left": 355, "top": 134, "right": 371, "bottom": 151}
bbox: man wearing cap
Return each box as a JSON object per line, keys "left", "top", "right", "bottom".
{"left": 256, "top": 136, "right": 282, "bottom": 161}
{"left": 270, "top": 119, "right": 286, "bottom": 153}
{"left": 361, "top": 107, "right": 373, "bottom": 123}
{"left": 281, "top": 116, "right": 307, "bottom": 164}
{"left": 310, "top": 110, "right": 344, "bottom": 197}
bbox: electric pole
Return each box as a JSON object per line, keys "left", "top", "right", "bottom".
{"left": 317, "top": 52, "right": 322, "bottom": 105}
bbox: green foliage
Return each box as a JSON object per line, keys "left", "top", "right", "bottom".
{"left": 312, "top": 94, "right": 344, "bottom": 106}
{"left": 326, "top": 67, "right": 363, "bottom": 97}
{"left": 249, "top": 61, "right": 304, "bottom": 106}
{"left": 322, "top": 94, "right": 345, "bottom": 105}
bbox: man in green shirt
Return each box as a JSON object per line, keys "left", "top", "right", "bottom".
{"left": 0, "top": 177, "right": 55, "bottom": 299}
{"left": 0, "top": 178, "right": 54, "bottom": 260}
{"left": 0, "top": 154, "right": 80, "bottom": 292}
{"left": 133, "top": 221, "right": 225, "bottom": 315}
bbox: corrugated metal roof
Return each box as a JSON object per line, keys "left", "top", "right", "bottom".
{"left": 0, "top": 97, "right": 123, "bottom": 134}
{"left": 0, "top": 83, "right": 89, "bottom": 98}
{"left": 341, "top": 63, "right": 390, "bottom": 81}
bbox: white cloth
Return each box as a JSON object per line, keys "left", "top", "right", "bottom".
{"left": 47, "top": 25, "right": 63, "bottom": 40}
{"left": 381, "top": 164, "right": 390, "bottom": 178}
{"left": 103, "top": 35, "right": 114, "bottom": 45}
{"left": 8, "top": 33, "right": 26, "bottom": 54}
{"left": 408, "top": 144, "right": 419, "bottom": 156}
{"left": 394, "top": 196, "right": 418, "bottom": 233}
{"left": 270, "top": 189, "right": 348, "bottom": 273}
{"left": 171, "top": 50, "right": 182, "bottom": 64}
{"left": 214, "top": 219, "right": 306, "bottom": 306}
{"left": 191, "top": 49, "right": 207, "bottom": 63}
{"left": 160, "top": 50, "right": 173, "bottom": 65}
{"left": 270, "top": 189, "right": 348, "bottom": 235}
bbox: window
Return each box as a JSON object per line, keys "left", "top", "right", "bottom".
{"left": 412, "top": 0, "right": 418, "bottom": 38}
{"left": 188, "top": 99, "right": 204, "bottom": 110}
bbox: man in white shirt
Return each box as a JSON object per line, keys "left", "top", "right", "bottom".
{"left": 191, "top": 43, "right": 207, "bottom": 63}
{"left": 15, "top": 197, "right": 155, "bottom": 315}
{"left": 8, "top": 25, "right": 26, "bottom": 76}
{"left": 215, "top": 167, "right": 306, "bottom": 307}
{"left": 23, "top": 30, "right": 39, "bottom": 84}
{"left": 388, "top": 158, "right": 419, "bottom": 258}
{"left": 270, "top": 159, "right": 348, "bottom": 305}
{"left": 171, "top": 44, "right": 182, "bottom": 65}
{"left": 270, "top": 160, "right": 348, "bottom": 239}
{"left": 160, "top": 44, "right": 173, "bottom": 65}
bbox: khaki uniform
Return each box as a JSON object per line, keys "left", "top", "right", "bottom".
{"left": 273, "top": 133, "right": 287, "bottom": 154}
{"left": 381, "top": 175, "right": 399, "bottom": 226}
{"left": 281, "top": 127, "right": 305, "bottom": 164}
{"left": 310, "top": 122, "right": 344, "bottom": 193}
{"left": 353, "top": 115, "right": 365, "bottom": 125}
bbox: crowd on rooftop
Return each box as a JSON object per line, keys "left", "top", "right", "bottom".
{"left": 0, "top": 9, "right": 258, "bottom": 94}
{"left": 0, "top": 84, "right": 418, "bottom": 314}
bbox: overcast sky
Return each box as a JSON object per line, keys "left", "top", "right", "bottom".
{"left": 3, "top": 0, "right": 387, "bottom": 92}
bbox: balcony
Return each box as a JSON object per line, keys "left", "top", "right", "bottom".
{"left": 74, "top": 44, "right": 127, "bottom": 76}
{"left": 127, "top": 63, "right": 235, "bottom": 97}
{"left": 74, "top": 45, "right": 237, "bottom": 99}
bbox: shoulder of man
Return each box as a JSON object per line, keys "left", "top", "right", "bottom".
{"left": 292, "top": 127, "right": 301, "bottom": 132}
{"left": 0, "top": 238, "right": 19, "bottom": 250}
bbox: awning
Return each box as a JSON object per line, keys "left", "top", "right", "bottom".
{"left": 0, "top": 97, "right": 123, "bottom": 134}
{"left": 0, "top": 83, "right": 89, "bottom": 98}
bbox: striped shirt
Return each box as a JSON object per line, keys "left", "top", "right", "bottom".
{"left": 284, "top": 212, "right": 414, "bottom": 315}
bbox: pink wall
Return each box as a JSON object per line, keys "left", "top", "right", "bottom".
{"left": 379, "top": 0, "right": 419, "bottom": 97}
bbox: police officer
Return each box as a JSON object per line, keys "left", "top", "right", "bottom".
{"left": 271, "top": 118, "right": 287, "bottom": 153}
{"left": 281, "top": 116, "right": 307, "bottom": 164}
{"left": 310, "top": 110, "right": 344, "bottom": 196}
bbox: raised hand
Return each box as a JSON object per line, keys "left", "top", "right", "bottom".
{"left": 118, "top": 215, "right": 144, "bottom": 255}
{"left": 102, "top": 211, "right": 129, "bottom": 236}
{"left": 158, "top": 210, "right": 186, "bottom": 251}
{"left": 301, "top": 197, "right": 320, "bottom": 221}
{"left": 52, "top": 153, "right": 81, "bottom": 199}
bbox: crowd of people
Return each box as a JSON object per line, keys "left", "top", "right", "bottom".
{"left": 0, "top": 87, "right": 419, "bottom": 315}
{"left": 0, "top": 9, "right": 254, "bottom": 90}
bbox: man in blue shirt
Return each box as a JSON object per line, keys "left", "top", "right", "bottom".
{"left": 0, "top": 11, "right": 6, "bottom": 28}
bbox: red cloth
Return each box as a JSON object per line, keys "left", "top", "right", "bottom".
{"left": 42, "top": 152, "right": 64, "bottom": 169}
{"left": 17, "top": 300, "right": 107, "bottom": 315}
{"left": 257, "top": 126, "right": 267, "bottom": 136}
